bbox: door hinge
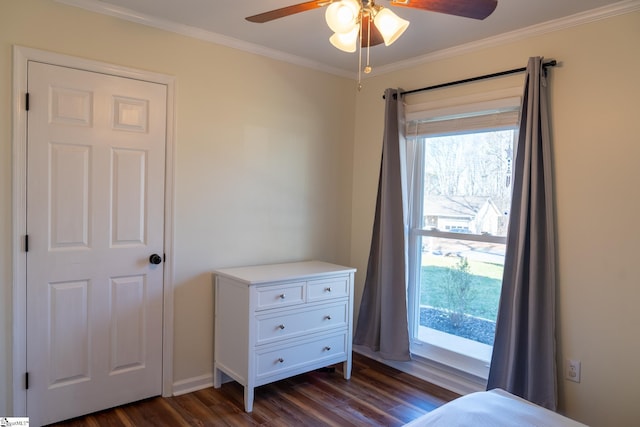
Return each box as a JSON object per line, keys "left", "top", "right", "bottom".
{"left": 25, "top": 234, "right": 29, "bottom": 252}
{"left": 25, "top": 372, "right": 29, "bottom": 390}
{"left": 25, "top": 92, "right": 30, "bottom": 111}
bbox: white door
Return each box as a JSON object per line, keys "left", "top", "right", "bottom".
{"left": 26, "top": 61, "right": 167, "bottom": 426}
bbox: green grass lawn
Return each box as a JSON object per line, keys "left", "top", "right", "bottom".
{"left": 420, "top": 255, "right": 503, "bottom": 321}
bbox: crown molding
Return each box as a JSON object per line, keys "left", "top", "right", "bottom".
{"left": 371, "top": 0, "right": 640, "bottom": 76}
{"left": 53, "top": 0, "right": 353, "bottom": 78}
{"left": 56, "top": 0, "right": 640, "bottom": 79}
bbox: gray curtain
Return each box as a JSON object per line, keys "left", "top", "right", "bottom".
{"left": 353, "top": 88, "right": 411, "bottom": 361}
{"left": 487, "top": 57, "right": 557, "bottom": 410}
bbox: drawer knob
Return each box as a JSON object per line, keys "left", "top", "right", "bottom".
{"left": 325, "top": 287, "right": 332, "bottom": 292}
{"left": 323, "top": 346, "right": 331, "bottom": 351}
{"left": 279, "top": 293, "right": 286, "bottom": 299}
{"left": 278, "top": 324, "right": 286, "bottom": 330}
{"left": 324, "top": 315, "right": 332, "bottom": 320}
{"left": 277, "top": 358, "right": 284, "bottom": 363}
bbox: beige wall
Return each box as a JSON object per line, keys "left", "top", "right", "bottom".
{"left": 2, "top": 1, "right": 640, "bottom": 426}
{"left": 351, "top": 11, "right": 640, "bottom": 427}
{"left": 0, "top": 0, "right": 355, "bottom": 414}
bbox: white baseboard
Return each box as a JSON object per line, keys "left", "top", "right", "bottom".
{"left": 353, "top": 345, "right": 486, "bottom": 396}
{"left": 172, "top": 373, "right": 214, "bottom": 396}
{"left": 171, "top": 348, "right": 486, "bottom": 398}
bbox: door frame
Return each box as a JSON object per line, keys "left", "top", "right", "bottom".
{"left": 11, "top": 45, "right": 176, "bottom": 416}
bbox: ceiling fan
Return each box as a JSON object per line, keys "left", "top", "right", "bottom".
{"left": 246, "top": 0, "right": 498, "bottom": 86}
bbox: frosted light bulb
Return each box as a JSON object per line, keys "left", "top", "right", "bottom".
{"left": 374, "top": 8, "right": 409, "bottom": 46}
{"left": 325, "top": 0, "right": 360, "bottom": 34}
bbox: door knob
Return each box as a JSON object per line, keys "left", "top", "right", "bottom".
{"left": 149, "top": 254, "right": 163, "bottom": 265}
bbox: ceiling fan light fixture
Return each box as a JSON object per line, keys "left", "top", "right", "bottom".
{"left": 245, "top": 0, "right": 498, "bottom": 90}
{"left": 329, "top": 26, "right": 360, "bottom": 52}
{"left": 325, "top": 0, "right": 361, "bottom": 34}
{"left": 373, "top": 8, "right": 409, "bottom": 46}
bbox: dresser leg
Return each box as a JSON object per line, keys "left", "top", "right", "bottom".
{"left": 343, "top": 355, "right": 352, "bottom": 380}
{"left": 244, "top": 386, "right": 254, "bottom": 412}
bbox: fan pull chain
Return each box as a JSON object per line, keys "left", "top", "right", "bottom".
{"left": 357, "top": 12, "right": 374, "bottom": 91}
{"left": 364, "top": 14, "right": 372, "bottom": 74}
{"left": 357, "top": 11, "right": 363, "bottom": 91}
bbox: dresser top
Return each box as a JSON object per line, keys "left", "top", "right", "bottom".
{"left": 214, "top": 260, "right": 356, "bottom": 285}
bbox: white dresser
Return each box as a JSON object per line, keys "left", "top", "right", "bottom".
{"left": 213, "top": 260, "right": 356, "bottom": 412}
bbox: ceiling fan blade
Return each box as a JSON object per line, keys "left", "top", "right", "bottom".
{"left": 246, "top": 1, "right": 330, "bottom": 23}
{"left": 390, "top": 0, "right": 498, "bottom": 20}
{"left": 362, "top": 14, "right": 384, "bottom": 47}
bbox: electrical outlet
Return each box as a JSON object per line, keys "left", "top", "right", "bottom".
{"left": 565, "top": 359, "right": 581, "bottom": 383}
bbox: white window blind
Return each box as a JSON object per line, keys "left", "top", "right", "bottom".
{"left": 405, "top": 90, "right": 522, "bottom": 137}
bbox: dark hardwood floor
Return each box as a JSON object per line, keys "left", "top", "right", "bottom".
{"left": 49, "top": 353, "right": 459, "bottom": 426}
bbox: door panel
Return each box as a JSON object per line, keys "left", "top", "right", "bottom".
{"left": 26, "top": 61, "right": 167, "bottom": 426}
{"left": 112, "top": 148, "right": 147, "bottom": 245}
{"left": 110, "top": 275, "right": 146, "bottom": 373}
{"left": 50, "top": 143, "right": 91, "bottom": 248}
{"left": 49, "top": 280, "right": 90, "bottom": 387}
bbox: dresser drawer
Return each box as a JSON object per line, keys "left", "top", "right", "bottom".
{"left": 255, "top": 332, "right": 347, "bottom": 380}
{"left": 255, "top": 281, "right": 305, "bottom": 310}
{"left": 307, "top": 276, "right": 350, "bottom": 302}
{"left": 256, "top": 301, "right": 348, "bottom": 345}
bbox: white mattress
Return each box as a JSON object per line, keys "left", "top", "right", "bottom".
{"left": 403, "top": 389, "right": 588, "bottom": 427}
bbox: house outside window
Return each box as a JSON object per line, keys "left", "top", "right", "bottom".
{"left": 405, "top": 89, "right": 521, "bottom": 379}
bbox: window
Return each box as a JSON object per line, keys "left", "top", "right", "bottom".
{"left": 405, "top": 91, "right": 520, "bottom": 378}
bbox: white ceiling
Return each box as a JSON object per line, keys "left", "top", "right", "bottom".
{"left": 58, "top": 0, "right": 637, "bottom": 77}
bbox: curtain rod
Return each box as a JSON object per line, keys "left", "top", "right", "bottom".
{"left": 391, "top": 60, "right": 557, "bottom": 98}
